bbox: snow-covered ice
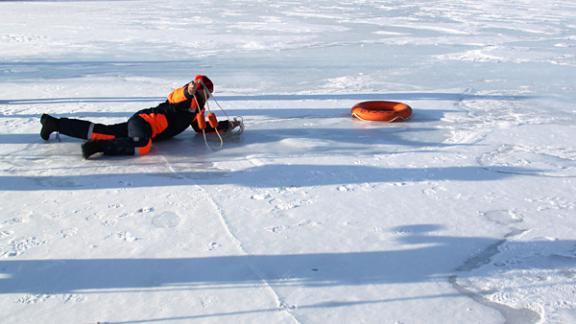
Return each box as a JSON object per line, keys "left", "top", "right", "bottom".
{"left": 1, "top": 0, "right": 575, "bottom": 323}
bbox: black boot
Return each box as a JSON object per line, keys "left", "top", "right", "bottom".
{"left": 81, "top": 140, "right": 104, "bottom": 159}
{"left": 40, "top": 114, "right": 60, "bottom": 141}
{"left": 81, "top": 138, "right": 138, "bottom": 159}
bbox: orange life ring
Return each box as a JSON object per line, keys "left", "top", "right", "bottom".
{"left": 351, "top": 101, "right": 412, "bottom": 122}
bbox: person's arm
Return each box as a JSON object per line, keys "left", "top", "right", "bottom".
{"left": 191, "top": 114, "right": 231, "bottom": 134}
{"left": 166, "top": 83, "right": 193, "bottom": 104}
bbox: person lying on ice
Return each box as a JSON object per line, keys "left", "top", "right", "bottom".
{"left": 39, "top": 75, "right": 241, "bottom": 159}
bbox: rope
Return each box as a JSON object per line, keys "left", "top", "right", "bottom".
{"left": 204, "top": 99, "right": 224, "bottom": 150}
{"left": 208, "top": 92, "right": 231, "bottom": 120}
{"left": 191, "top": 89, "right": 223, "bottom": 151}
{"left": 192, "top": 79, "right": 244, "bottom": 151}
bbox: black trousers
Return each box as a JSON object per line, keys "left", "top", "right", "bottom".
{"left": 58, "top": 115, "right": 152, "bottom": 156}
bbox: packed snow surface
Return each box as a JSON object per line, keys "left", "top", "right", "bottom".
{"left": 1, "top": 1, "right": 575, "bottom": 323}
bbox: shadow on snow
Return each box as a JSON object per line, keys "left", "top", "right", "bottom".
{"left": 0, "top": 164, "right": 541, "bottom": 191}
{"left": 0, "top": 227, "right": 573, "bottom": 295}
{"left": 0, "top": 92, "right": 536, "bottom": 107}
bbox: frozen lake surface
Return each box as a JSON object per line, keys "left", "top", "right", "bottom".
{"left": 1, "top": 1, "right": 575, "bottom": 323}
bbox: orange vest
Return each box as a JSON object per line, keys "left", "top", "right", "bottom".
{"left": 137, "top": 113, "right": 168, "bottom": 138}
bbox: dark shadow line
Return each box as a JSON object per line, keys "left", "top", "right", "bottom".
{"left": 216, "top": 93, "right": 538, "bottom": 102}
{"left": 0, "top": 107, "right": 451, "bottom": 125}
{"left": 0, "top": 92, "right": 537, "bottom": 106}
{"left": 0, "top": 165, "right": 541, "bottom": 191}
{"left": 0, "top": 120, "right": 458, "bottom": 148}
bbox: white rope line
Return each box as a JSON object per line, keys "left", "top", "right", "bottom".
{"left": 208, "top": 92, "right": 231, "bottom": 120}
{"left": 191, "top": 89, "right": 223, "bottom": 151}
{"left": 199, "top": 78, "right": 244, "bottom": 136}
{"left": 198, "top": 82, "right": 224, "bottom": 146}
{"left": 204, "top": 99, "right": 225, "bottom": 151}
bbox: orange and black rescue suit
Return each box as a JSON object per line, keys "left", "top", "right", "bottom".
{"left": 56, "top": 84, "right": 227, "bottom": 156}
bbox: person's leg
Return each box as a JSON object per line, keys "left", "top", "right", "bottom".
{"left": 88, "top": 122, "right": 129, "bottom": 140}
{"left": 40, "top": 114, "right": 128, "bottom": 141}
{"left": 81, "top": 116, "right": 152, "bottom": 159}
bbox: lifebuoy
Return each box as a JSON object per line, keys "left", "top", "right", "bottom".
{"left": 351, "top": 101, "right": 412, "bottom": 122}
